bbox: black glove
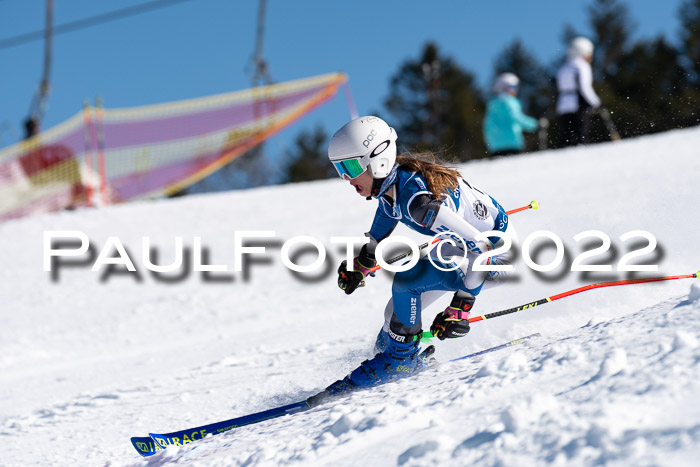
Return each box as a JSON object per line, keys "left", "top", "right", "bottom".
{"left": 337, "top": 246, "right": 376, "bottom": 295}
{"left": 430, "top": 294, "right": 474, "bottom": 340}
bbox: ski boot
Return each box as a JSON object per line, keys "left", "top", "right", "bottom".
{"left": 307, "top": 332, "right": 435, "bottom": 406}
{"left": 374, "top": 327, "right": 389, "bottom": 353}
{"left": 348, "top": 332, "right": 426, "bottom": 387}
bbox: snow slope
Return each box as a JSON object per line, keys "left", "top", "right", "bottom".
{"left": 1, "top": 127, "right": 699, "bottom": 466}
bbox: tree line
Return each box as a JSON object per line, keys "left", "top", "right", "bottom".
{"left": 191, "top": 0, "right": 700, "bottom": 191}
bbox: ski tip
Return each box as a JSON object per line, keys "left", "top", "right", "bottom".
{"left": 695, "top": 269, "right": 699, "bottom": 278}
{"left": 530, "top": 200, "right": 539, "bottom": 210}
{"left": 130, "top": 436, "right": 159, "bottom": 457}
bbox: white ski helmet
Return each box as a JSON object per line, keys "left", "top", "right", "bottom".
{"left": 493, "top": 72, "right": 520, "bottom": 94}
{"left": 328, "top": 116, "right": 397, "bottom": 179}
{"left": 568, "top": 36, "right": 594, "bottom": 58}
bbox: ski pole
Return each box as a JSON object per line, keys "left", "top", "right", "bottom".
{"left": 368, "top": 200, "right": 539, "bottom": 274}
{"left": 503, "top": 200, "right": 538, "bottom": 215}
{"left": 373, "top": 238, "right": 440, "bottom": 272}
{"left": 597, "top": 107, "right": 621, "bottom": 141}
{"left": 538, "top": 117, "right": 549, "bottom": 151}
{"left": 468, "top": 271, "right": 699, "bottom": 324}
{"left": 421, "top": 270, "right": 699, "bottom": 339}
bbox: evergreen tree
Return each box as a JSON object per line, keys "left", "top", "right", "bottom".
{"left": 678, "top": 0, "right": 700, "bottom": 127}
{"left": 491, "top": 39, "right": 555, "bottom": 152}
{"left": 560, "top": 24, "right": 580, "bottom": 54}
{"left": 384, "top": 42, "right": 486, "bottom": 161}
{"left": 679, "top": 0, "right": 700, "bottom": 85}
{"left": 588, "top": 0, "right": 635, "bottom": 80}
{"left": 612, "top": 37, "right": 693, "bottom": 136}
{"left": 284, "top": 125, "right": 335, "bottom": 183}
{"left": 492, "top": 39, "right": 554, "bottom": 119}
{"left": 579, "top": 0, "right": 634, "bottom": 143}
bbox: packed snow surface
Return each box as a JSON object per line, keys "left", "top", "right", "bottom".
{"left": 1, "top": 127, "right": 699, "bottom": 466}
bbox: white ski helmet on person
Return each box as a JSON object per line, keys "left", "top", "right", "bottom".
{"left": 568, "top": 36, "right": 594, "bottom": 58}
{"left": 328, "top": 116, "right": 398, "bottom": 180}
{"left": 493, "top": 72, "right": 520, "bottom": 94}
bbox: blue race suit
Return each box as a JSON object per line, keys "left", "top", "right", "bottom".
{"left": 366, "top": 165, "right": 514, "bottom": 338}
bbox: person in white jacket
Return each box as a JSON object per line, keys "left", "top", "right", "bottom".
{"left": 556, "top": 37, "right": 601, "bottom": 146}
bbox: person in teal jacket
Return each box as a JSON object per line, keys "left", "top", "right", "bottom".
{"left": 483, "top": 73, "right": 539, "bottom": 156}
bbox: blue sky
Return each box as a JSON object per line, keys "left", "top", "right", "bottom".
{"left": 0, "top": 0, "right": 688, "bottom": 157}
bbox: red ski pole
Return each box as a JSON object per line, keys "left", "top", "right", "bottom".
{"left": 467, "top": 271, "right": 699, "bottom": 324}
{"left": 420, "top": 270, "right": 699, "bottom": 339}
{"left": 505, "top": 200, "right": 539, "bottom": 215}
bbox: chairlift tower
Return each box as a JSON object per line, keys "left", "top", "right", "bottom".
{"left": 26, "top": 0, "right": 53, "bottom": 139}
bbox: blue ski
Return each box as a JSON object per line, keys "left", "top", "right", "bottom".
{"left": 130, "top": 333, "right": 540, "bottom": 457}
{"left": 130, "top": 400, "right": 309, "bottom": 457}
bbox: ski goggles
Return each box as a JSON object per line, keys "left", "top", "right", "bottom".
{"left": 332, "top": 156, "right": 366, "bottom": 180}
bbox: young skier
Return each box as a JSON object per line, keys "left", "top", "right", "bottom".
{"left": 324, "top": 116, "right": 515, "bottom": 390}
{"left": 556, "top": 36, "right": 601, "bottom": 146}
{"left": 483, "top": 73, "right": 539, "bottom": 156}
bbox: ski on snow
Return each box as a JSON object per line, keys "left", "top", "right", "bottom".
{"left": 130, "top": 333, "right": 540, "bottom": 457}
{"left": 130, "top": 400, "right": 310, "bottom": 457}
